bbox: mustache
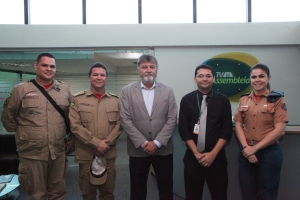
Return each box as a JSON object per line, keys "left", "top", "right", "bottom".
{"left": 144, "top": 73, "right": 153, "bottom": 76}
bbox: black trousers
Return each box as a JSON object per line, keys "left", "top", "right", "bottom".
{"left": 184, "top": 149, "right": 228, "bottom": 200}
{"left": 129, "top": 154, "right": 173, "bottom": 200}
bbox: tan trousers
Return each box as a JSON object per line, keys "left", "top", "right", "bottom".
{"left": 79, "top": 159, "right": 116, "bottom": 200}
{"left": 18, "top": 154, "right": 67, "bottom": 200}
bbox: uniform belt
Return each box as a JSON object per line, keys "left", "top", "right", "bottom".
{"left": 246, "top": 139, "right": 278, "bottom": 146}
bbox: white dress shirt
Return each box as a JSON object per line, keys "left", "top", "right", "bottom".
{"left": 141, "top": 82, "right": 162, "bottom": 148}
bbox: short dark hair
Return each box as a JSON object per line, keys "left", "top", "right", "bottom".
{"left": 36, "top": 53, "right": 55, "bottom": 63}
{"left": 194, "top": 64, "right": 215, "bottom": 77}
{"left": 137, "top": 54, "right": 158, "bottom": 68}
{"left": 88, "top": 62, "right": 108, "bottom": 77}
{"left": 250, "top": 63, "right": 271, "bottom": 90}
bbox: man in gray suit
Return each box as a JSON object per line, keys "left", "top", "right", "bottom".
{"left": 120, "top": 54, "right": 177, "bottom": 200}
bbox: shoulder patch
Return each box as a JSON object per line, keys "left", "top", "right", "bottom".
{"left": 73, "top": 91, "right": 86, "bottom": 97}
{"left": 108, "top": 92, "right": 119, "bottom": 98}
{"left": 267, "top": 90, "right": 284, "bottom": 103}
{"left": 240, "top": 92, "right": 250, "bottom": 98}
{"left": 14, "top": 82, "right": 27, "bottom": 88}
{"left": 281, "top": 103, "right": 287, "bottom": 111}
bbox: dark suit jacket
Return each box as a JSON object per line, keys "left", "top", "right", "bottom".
{"left": 120, "top": 81, "right": 177, "bottom": 157}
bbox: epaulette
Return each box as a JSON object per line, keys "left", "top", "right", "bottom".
{"left": 57, "top": 80, "right": 70, "bottom": 87}
{"left": 108, "top": 92, "right": 119, "bottom": 98}
{"left": 267, "top": 90, "right": 284, "bottom": 103}
{"left": 73, "top": 91, "right": 86, "bottom": 97}
{"left": 14, "top": 82, "right": 27, "bottom": 88}
{"left": 57, "top": 80, "right": 66, "bottom": 84}
{"left": 240, "top": 92, "right": 250, "bottom": 98}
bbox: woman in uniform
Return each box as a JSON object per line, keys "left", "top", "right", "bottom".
{"left": 234, "top": 63, "right": 289, "bottom": 200}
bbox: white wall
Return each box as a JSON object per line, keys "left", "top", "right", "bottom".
{"left": 155, "top": 46, "right": 300, "bottom": 125}
{"left": 0, "top": 22, "right": 299, "bottom": 48}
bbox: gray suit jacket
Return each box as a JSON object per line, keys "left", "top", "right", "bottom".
{"left": 120, "top": 81, "right": 177, "bottom": 157}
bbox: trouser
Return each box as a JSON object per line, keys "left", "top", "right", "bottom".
{"left": 18, "top": 153, "right": 67, "bottom": 200}
{"left": 183, "top": 149, "right": 228, "bottom": 200}
{"left": 238, "top": 144, "right": 282, "bottom": 200}
{"left": 78, "top": 159, "right": 116, "bottom": 200}
{"left": 129, "top": 154, "right": 173, "bottom": 200}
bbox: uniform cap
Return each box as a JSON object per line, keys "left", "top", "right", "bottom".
{"left": 90, "top": 156, "right": 107, "bottom": 185}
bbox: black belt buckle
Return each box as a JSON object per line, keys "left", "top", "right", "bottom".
{"left": 249, "top": 140, "right": 256, "bottom": 146}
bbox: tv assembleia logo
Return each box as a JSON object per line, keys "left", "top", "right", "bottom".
{"left": 215, "top": 72, "right": 250, "bottom": 84}
{"left": 216, "top": 72, "right": 233, "bottom": 78}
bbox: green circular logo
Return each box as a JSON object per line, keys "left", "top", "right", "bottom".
{"left": 203, "top": 52, "right": 259, "bottom": 102}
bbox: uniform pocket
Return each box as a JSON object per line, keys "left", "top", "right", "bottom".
{"left": 79, "top": 164, "right": 90, "bottom": 192}
{"left": 78, "top": 105, "right": 93, "bottom": 122}
{"left": 261, "top": 106, "right": 275, "bottom": 122}
{"left": 106, "top": 107, "right": 119, "bottom": 122}
{"left": 238, "top": 106, "right": 249, "bottom": 118}
{"left": 19, "top": 164, "right": 33, "bottom": 192}
{"left": 21, "top": 98, "right": 40, "bottom": 117}
{"left": 18, "top": 127, "right": 43, "bottom": 152}
{"left": 64, "top": 156, "right": 68, "bottom": 179}
{"left": 22, "top": 98, "right": 39, "bottom": 108}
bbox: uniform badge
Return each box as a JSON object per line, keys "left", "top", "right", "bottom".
{"left": 263, "top": 104, "right": 274, "bottom": 107}
{"left": 25, "top": 92, "right": 37, "bottom": 96}
{"left": 281, "top": 103, "right": 287, "bottom": 111}
{"left": 80, "top": 103, "right": 93, "bottom": 107}
{"left": 70, "top": 102, "right": 75, "bottom": 107}
{"left": 28, "top": 110, "right": 35, "bottom": 115}
{"left": 54, "top": 85, "right": 61, "bottom": 91}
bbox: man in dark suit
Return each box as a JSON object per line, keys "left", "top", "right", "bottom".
{"left": 120, "top": 54, "right": 177, "bottom": 200}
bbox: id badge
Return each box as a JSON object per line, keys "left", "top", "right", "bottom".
{"left": 193, "top": 124, "right": 200, "bottom": 134}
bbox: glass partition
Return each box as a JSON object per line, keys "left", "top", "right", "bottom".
{"left": 0, "top": 49, "right": 153, "bottom": 130}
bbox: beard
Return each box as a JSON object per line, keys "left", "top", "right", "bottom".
{"left": 142, "top": 75, "right": 156, "bottom": 85}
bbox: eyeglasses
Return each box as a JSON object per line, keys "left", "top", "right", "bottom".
{"left": 250, "top": 74, "right": 267, "bottom": 79}
{"left": 196, "top": 74, "right": 213, "bottom": 79}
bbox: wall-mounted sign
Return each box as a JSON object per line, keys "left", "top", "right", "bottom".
{"left": 203, "top": 52, "right": 259, "bottom": 102}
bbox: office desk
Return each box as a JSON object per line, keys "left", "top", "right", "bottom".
{"left": 0, "top": 175, "right": 19, "bottom": 200}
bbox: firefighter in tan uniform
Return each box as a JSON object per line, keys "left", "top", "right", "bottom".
{"left": 1, "top": 53, "right": 74, "bottom": 200}
{"left": 69, "top": 62, "right": 122, "bottom": 200}
{"left": 234, "top": 63, "right": 288, "bottom": 200}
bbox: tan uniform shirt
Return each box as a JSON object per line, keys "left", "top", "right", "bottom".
{"left": 1, "top": 79, "right": 72, "bottom": 161}
{"left": 69, "top": 88, "right": 122, "bottom": 163}
{"left": 234, "top": 90, "right": 289, "bottom": 141}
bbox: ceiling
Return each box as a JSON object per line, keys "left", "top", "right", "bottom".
{"left": 0, "top": 49, "right": 153, "bottom": 76}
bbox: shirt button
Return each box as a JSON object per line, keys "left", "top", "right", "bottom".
{"left": 149, "top": 132, "right": 151, "bottom": 134}
{"left": 253, "top": 127, "right": 255, "bottom": 129}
